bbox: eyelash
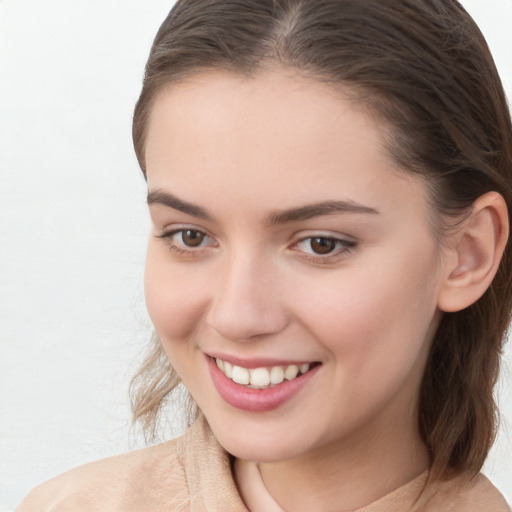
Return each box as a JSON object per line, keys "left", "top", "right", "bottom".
{"left": 291, "top": 235, "right": 356, "bottom": 263}
{"left": 156, "top": 228, "right": 356, "bottom": 263}
{"left": 156, "top": 228, "right": 216, "bottom": 256}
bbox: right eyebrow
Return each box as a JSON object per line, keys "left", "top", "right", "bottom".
{"left": 268, "top": 200, "right": 379, "bottom": 224}
{"left": 147, "top": 189, "right": 214, "bottom": 221}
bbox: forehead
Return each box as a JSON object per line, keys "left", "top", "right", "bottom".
{"left": 145, "top": 70, "right": 380, "bottom": 168}
{"left": 144, "top": 70, "right": 431, "bottom": 225}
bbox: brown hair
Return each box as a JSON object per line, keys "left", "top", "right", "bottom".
{"left": 130, "top": 0, "right": 512, "bottom": 482}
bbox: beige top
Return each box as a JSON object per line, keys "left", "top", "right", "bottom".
{"left": 17, "top": 416, "right": 510, "bottom": 512}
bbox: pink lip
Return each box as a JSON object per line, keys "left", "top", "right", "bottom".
{"left": 207, "top": 352, "right": 313, "bottom": 369}
{"left": 207, "top": 356, "right": 320, "bottom": 412}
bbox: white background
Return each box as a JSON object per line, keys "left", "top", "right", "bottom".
{"left": 0, "top": 1, "right": 511, "bottom": 510}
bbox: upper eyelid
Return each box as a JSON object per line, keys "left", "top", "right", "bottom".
{"left": 291, "top": 230, "right": 356, "bottom": 243}
{"left": 158, "top": 224, "right": 213, "bottom": 238}
{"left": 156, "top": 226, "right": 356, "bottom": 246}
{"left": 297, "top": 235, "right": 355, "bottom": 243}
{"left": 291, "top": 235, "right": 356, "bottom": 250}
{"left": 156, "top": 226, "right": 216, "bottom": 246}
{"left": 156, "top": 228, "right": 218, "bottom": 254}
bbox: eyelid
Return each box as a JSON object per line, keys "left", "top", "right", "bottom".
{"left": 156, "top": 225, "right": 218, "bottom": 255}
{"left": 155, "top": 225, "right": 356, "bottom": 262}
{"left": 157, "top": 223, "right": 215, "bottom": 239}
{"left": 291, "top": 229, "right": 357, "bottom": 245}
{"left": 289, "top": 231, "right": 357, "bottom": 263}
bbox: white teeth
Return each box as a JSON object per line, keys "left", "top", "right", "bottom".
{"left": 232, "top": 365, "right": 250, "bottom": 385}
{"left": 284, "top": 364, "right": 299, "bottom": 380}
{"left": 270, "top": 366, "right": 285, "bottom": 385}
{"left": 215, "top": 358, "right": 313, "bottom": 388}
{"left": 250, "top": 367, "right": 271, "bottom": 387}
{"left": 224, "top": 361, "right": 233, "bottom": 378}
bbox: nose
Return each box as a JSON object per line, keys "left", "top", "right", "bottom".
{"left": 206, "top": 252, "right": 289, "bottom": 341}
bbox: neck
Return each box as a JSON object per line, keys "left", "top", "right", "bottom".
{"left": 253, "top": 408, "right": 429, "bottom": 512}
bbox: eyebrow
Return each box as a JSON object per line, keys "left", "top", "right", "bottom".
{"left": 268, "top": 201, "right": 379, "bottom": 224}
{"left": 147, "top": 189, "right": 379, "bottom": 223}
{"left": 147, "top": 189, "right": 213, "bottom": 221}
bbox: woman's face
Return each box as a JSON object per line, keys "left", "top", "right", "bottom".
{"left": 144, "top": 70, "right": 448, "bottom": 463}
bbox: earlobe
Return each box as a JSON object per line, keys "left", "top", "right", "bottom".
{"left": 438, "top": 192, "right": 509, "bottom": 313}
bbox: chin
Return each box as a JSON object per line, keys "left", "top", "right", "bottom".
{"left": 206, "top": 416, "right": 310, "bottom": 463}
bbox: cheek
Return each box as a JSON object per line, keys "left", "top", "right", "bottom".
{"left": 290, "top": 267, "right": 439, "bottom": 429}
{"left": 292, "top": 252, "right": 440, "bottom": 377}
{"left": 144, "top": 243, "right": 210, "bottom": 343}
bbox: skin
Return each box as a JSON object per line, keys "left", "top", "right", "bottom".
{"left": 143, "top": 70, "right": 457, "bottom": 511}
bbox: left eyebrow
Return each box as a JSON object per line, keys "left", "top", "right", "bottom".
{"left": 268, "top": 201, "right": 379, "bottom": 224}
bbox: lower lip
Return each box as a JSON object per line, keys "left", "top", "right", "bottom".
{"left": 207, "top": 357, "right": 320, "bottom": 412}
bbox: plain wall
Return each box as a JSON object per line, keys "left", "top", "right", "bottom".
{"left": 1, "top": 0, "right": 511, "bottom": 510}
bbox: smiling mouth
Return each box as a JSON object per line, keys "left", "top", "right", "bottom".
{"left": 214, "top": 358, "right": 319, "bottom": 389}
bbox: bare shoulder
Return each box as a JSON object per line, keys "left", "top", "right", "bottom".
{"left": 426, "top": 473, "right": 511, "bottom": 512}
{"left": 16, "top": 437, "right": 188, "bottom": 512}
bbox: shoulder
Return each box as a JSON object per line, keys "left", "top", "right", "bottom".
{"left": 16, "top": 436, "right": 188, "bottom": 512}
{"left": 16, "top": 416, "right": 245, "bottom": 512}
{"left": 424, "top": 473, "right": 511, "bottom": 512}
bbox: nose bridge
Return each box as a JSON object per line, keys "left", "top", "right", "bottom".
{"left": 206, "top": 244, "right": 288, "bottom": 341}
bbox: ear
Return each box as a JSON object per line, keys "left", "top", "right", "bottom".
{"left": 437, "top": 192, "right": 509, "bottom": 313}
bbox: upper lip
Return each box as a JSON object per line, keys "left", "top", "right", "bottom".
{"left": 206, "top": 352, "right": 318, "bottom": 369}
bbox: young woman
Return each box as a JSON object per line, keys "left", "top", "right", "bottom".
{"left": 18, "top": 0, "right": 512, "bottom": 510}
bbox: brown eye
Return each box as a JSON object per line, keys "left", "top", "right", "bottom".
{"left": 181, "top": 230, "right": 205, "bottom": 247}
{"left": 309, "top": 237, "right": 337, "bottom": 254}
